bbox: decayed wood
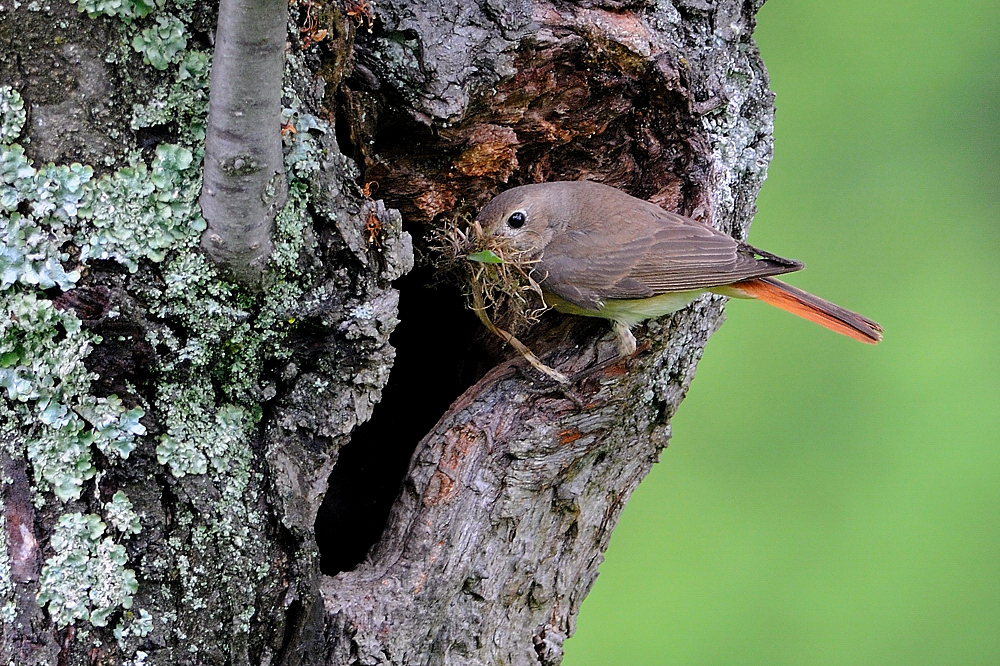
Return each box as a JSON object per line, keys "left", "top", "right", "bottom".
{"left": 316, "top": 0, "right": 774, "bottom": 663}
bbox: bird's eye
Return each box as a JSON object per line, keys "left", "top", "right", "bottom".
{"left": 506, "top": 211, "right": 527, "bottom": 229}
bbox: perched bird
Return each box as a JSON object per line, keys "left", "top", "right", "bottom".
{"left": 472, "top": 180, "right": 882, "bottom": 354}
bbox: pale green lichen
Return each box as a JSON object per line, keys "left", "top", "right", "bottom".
{"left": 0, "top": 87, "right": 26, "bottom": 144}
{"left": 36, "top": 512, "right": 138, "bottom": 627}
{"left": 123, "top": 650, "right": 150, "bottom": 666}
{"left": 1, "top": 6, "right": 332, "bottom": 639}
{"left": 77, "top": 395, "right": 147, "bottom": 459}
{"left": 145, "top": 242, "right": 307, "bottom": 406}
{"left": 70, "top": 0, "right": 162, "bottom": 20}
{"left": 150, "top": 252, "right": 249, "bottom": 374}
{"left": 0, "top": 292, "right": 144, "bottom": 501}
{"left": 1, "top": 134, "right": 203, "bottom": 286}
{"left": 104, "top": 490, "right": 142, "bottom": 536}
{"left": 28, "top": 162, "right": 94, "bottom": 223}
{"left": 76, "top": 144, "right": 205, "bottom": 271}
{"left": 266, "top": 182, "right": 316, "bottom": 284}
{"left": 282, "top": 109, "right": 324, "bottom": 179}
{"left": 132, "top": 50, "right": 210, "bottom": 143}
{"left": 27, "top": 410, "right": 98, "bottom": 503}
{"left": 0, "top": 213, "right": 80, "bottom": 291}
{"left": 0, "top": 292, "right": 95, "bottom": 406}
{"left": 0, "top": 143, "right": 87, "bottom": 291}
{"left": 30, "top": 396, "right": 144, "bottom": 500}
{"left": 0, "top": 0, "right": 288, "bottom": 641}
{"left": 114, "top": 608, "right": 153, "bottom": 648}
{"left": 132, "top": 14, "right": 187, "bottom": 70}
{"left": 155, "top": 378, "right": 251, "bottom": 477}
{"left": 2, "top": 146, "right": 93, "bottom": 218}
{"left": 0, "top": 144, "right": 35, "bottom": 209}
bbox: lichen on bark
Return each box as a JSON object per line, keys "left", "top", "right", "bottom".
{"left": 1, "top": 0, "right": 776, "bottom": 663}
{"left": 0, "top": 0, "right": 410, "bottom": 662}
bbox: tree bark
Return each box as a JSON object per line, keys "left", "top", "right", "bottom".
{"left": 318, "top": 1, "right": 773, "bottom": 658}
{"left": 0, "top": 0, "right": 773, "bottom": 664}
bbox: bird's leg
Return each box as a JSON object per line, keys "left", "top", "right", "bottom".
{"left": 612, "top": 320, "right": 637, "bottom": 356}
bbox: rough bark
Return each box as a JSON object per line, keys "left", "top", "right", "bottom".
{"left": 199, "top": 0, "right": 289, "bottom": 284}
{"left": 316, "top": 0, "right": 775, "bottom": 662}
{"left": 0, "top": 0, "right": 774, "bottom": 664}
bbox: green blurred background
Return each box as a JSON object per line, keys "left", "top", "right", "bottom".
{"left": 564, "top": 0, "right": 1000, "bottom": 663}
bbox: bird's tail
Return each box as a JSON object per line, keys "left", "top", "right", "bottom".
{"left": 718, "top": 277, "right": 883, "bottom": 344}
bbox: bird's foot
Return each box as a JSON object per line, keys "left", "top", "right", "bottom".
{"left": 612, "top": 320, "right": 637, "bottom": 356}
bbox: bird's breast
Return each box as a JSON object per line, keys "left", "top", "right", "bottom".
{"left": 544, "top": 289, "right": 706, "bottom": 327}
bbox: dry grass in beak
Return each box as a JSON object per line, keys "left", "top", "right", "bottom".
{"left": 433, "top": 218, "right": 550, "bottom": 330}
{"left": 431, "top": 218, "right": 568, "bottom": 384}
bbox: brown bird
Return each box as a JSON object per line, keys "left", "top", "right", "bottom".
{"left": 472, "top": 181, "right": 882, "bottom": 354}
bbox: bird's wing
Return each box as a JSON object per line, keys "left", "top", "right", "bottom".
{"left": 535, "top": 207, "right": 803, "bottom": 311}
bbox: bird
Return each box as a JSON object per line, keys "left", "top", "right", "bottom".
{"left": 471, "top": 180, "right": 882, "bottom": 355}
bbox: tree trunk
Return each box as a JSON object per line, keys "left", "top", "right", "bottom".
{"left": 0, "top": 0, "right": 772, "bottom": 664}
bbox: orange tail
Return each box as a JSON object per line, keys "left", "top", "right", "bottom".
{"left": 724, "top": 277, "right": 883, "bottom": 344}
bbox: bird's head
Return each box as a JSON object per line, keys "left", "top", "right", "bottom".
{"left": 470, "top": 184, "right": 564, "bottom": 260}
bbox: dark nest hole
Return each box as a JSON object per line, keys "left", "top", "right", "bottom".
{"left": 314, "top": 259, "right": 499, "bottom": 575}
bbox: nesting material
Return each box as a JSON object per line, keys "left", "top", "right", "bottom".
{"left": 433, "top": 218, "right": 569, "bottom": 384}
